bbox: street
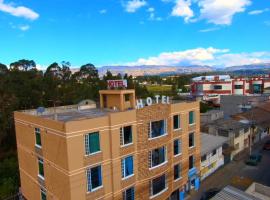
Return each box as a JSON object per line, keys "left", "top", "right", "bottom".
{"left": 189, "top": 136, "right": 270, "bottom": 200}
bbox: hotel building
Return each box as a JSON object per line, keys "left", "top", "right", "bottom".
{"left": 15, "top": 88, "right": 201, "bottom": 200}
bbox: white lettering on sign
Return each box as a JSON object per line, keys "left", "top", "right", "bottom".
{"left": 136, "top": 95, "right": 170, "bottom": 109}
{"left": 107, "top": 80, "right": 127, "bottom": 89}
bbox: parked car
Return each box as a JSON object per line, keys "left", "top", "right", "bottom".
{"left": 263, "top": 140, "right": 270, "bottom": 150}
{"left": 200, "top": 188, "right": 220, "bottom": 200}
{"left": 245, "top": 153, "right": 262, "bottom": 166}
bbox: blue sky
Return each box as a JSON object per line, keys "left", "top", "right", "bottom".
{"left": 0, "top": 0, "right": 270, "bottom": 68}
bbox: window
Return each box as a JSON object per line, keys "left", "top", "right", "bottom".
{"left": 120, "top": 126, "right": 132, "bottom": 146}
{"left": 87, "top": 165, "right": 102, "bottom": 192}
{"left": 173, "top": 139, "right": 181, "bottom": 156}
{"left": 123, "top": 186, "right": 135, "bottom": 200}
{"left": 213, "top": 85, "right": 222, "bottom": 90}
{"left": 189, "top": 111, "right": 195, "bottom": 125}
{"left": 35, "top": 128, "right": 42, "bottom": 147}
{"left": 149, "top": 120, "right": 167, "bottom": 138}
{"left": 38, "top": 158, "right": 44, "bottom": 178}
{"left": 125, "top": 94, "right": 130, "bottom": 102}
{"left": 41, "top": 188, "right": 46, "bottom": 200}
{"left": 173, "top": 115, "right": 180, "bottom": 130}
{"left": 201, "top": 155, "right": 207, "bottom": 162}
{"left": 189, "top": 155, "right": 195, "bottom": 170}
{"left": 121, "top": 156, "right": 134, "bottom": 178}
{"left": 149, "top": 146, "right": 166, "bottom": 168}
{"left": 234, "top": 85, "right": 243, "bottom": 89}
{"left": 85, "top": 132, "right": 100, "bottom": 155}
{"left": 174, "top": 164, "right": 181, "bottom": 180}
{"left": 150, "top": 174, "right": 167, "bottom": 196}
{"left": 189, "top": 132, "right": 195, "bottom": 147}
{"left": 212, "top": 149, "right": 217, "bottom": 156}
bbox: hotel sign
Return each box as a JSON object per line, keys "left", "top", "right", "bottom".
{"left": 136, "top": 95, "right": 170, "bottom": 109}
{"left": 107, "top": 80, "right": 127, "bottom": 89}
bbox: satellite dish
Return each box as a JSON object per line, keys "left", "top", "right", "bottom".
{"left": 37, "top": 107, "right": 45, "bottom": 114}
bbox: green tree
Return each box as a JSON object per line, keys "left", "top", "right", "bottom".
{"left": 10, "top": 59, "right": 36, "bottom": 71}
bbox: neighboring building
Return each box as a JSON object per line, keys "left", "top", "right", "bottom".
{"left": 200, "top": 133, "right": 227, "bottom": 180}
{"left": 15, "top": 88, "right": 201, "bottom": 200}
{"left": 201, "top": 110, "right": 224, "bottom": 125}
{"left": 211, "top": 184, "right": 270, "bottom": 200}
{"left": 233, "top": 100, "right": 270, "bottom": 143}
{"left": 207, "top": 118, "right": 250, "bottom": 161}
{"left": 220, "top": 95, "right": 270, "bottom": 117}
{"left": 191, "top": 75, "right": 270, "bottom": 105}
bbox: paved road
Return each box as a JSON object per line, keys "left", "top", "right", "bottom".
{"left": 188, "top": 136, "right": 270, "bottom": 200}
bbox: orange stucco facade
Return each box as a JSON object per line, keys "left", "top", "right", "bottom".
{"left": 14, "top": 89, "right": 200, "bottom": 200}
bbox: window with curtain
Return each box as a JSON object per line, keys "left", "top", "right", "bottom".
{"left": 121, "top": 155, "right": 134, "bottom": 178}
{"left": 189, "top": 111, "right": 195, "bottom": 124}
{"left": 85, "top": 132, "right": 100, "bottom": 155}
{"left": 35, "top": 128, "right": 42, "bottom": 147}
{"left": 38, "top": 157, "right": 44, "bottom": 178}
{"left": 150, "top": 146, "right": 166, "bottom": 168}
{"left": 150, "top": 120, "right": 167, "bottom": 138}
{"left": 87, "top": 165, "right": 102, "bottom": 192}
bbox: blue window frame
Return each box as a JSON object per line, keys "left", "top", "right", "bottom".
{"left": 87, "top": 165, "right": 102, "bottom": 192}
{"left": 121, "top": 155, "right": 134, "bottom": 178}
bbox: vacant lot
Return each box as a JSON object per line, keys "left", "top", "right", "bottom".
{"left": 146, "top": 84, "right": 172, "bottom": 95}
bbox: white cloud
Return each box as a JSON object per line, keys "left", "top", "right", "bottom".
{"left": 248, "top": 8, "right": 269, "bottom": 15}
{"left": 123, "top": 0, "right": 147, "bottom": 13}
{"left": 123, "top": 47, "right": 270, "bottom": 67}
{"left": 147, "top": 7, "right": 154, "bottom": 12}
{"left": 19, "top": 25, "right": 30, "bottom": 31}
{"left": 99, "top": 9, "right": 107, "bottom": 14}
{"left": 199, "top": 27, "right": 220, "bottom": 32}
{"left": 171, "top": 0, "right": 194, "bottom": 23}
{"left": 0, "top": 0, "right": 39, "bottom": 20}
{"left": 198, "top": 0, "right": 251, "bottom": 25}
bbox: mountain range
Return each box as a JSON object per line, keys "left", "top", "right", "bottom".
{"left": 96, "top": 63, "right": 270, "bottom": 76}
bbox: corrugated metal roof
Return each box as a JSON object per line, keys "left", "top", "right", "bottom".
{"left": 211, "top": 186, "right": 261, "bottom": 200}
{"left": 200, "top": 133, "right": 228, "bottom": 156}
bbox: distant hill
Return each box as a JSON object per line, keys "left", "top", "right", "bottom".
{"left": 98, "top": 65, "right": 214, "bottom": 76}
{"left": 225, "top": 63, "right": 270, "bottom": 71}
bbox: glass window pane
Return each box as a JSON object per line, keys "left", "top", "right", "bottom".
{"left": 152, "top": 174, "right": 166, "bottom": 195}
{"left": 125, "top": 156, "right": 133, "bottom": 177}
{"left": 151, "top": 147, "right": 165, "bottom": 167}
{"left": 174, "top": 140, "right": 179, "bottom": 155}
{"left": 89, "top": 132, "right": 100, "bottom": 153}
{"left": 151, "top": 120, "right": 166, "bottom": 138}
{"left": 123, "top": 187, "right": 134, "bottom": 200}
{"left": 173, "top": 115, "right": 179, "bottom": 129}
{"left": 124, "top": 126, "right": 132, "bottom": 145}
{"left": 90, "top": 166, "right": 102, "bottom": 189}
{"left": 35, "top": 128, "right": 42, "bottom": 146}
{"left": 41, "top": 189, "right": 46, "bottom": 200}
{"left": 174, "top": 164, "right": 179, "bottom": 180}
{"left": 189, "top": 111, "right": 194, "bottom": 124}
{"left": 38, "top": 158, "right": 44, "bottom": 177}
